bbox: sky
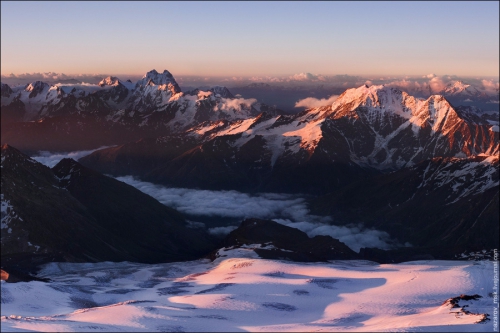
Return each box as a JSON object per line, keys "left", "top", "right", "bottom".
{"left": 1, "top": 1, "right": 499, "bottom": 77}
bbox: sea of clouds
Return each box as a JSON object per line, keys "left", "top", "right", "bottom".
{"left": 115, "top": 176, "right": 400, "bottom": 252}
{"left": 31, "top": 149, "right": 401, "bottom": 252}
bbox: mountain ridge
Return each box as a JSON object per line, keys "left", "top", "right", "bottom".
{"left": 76, "top": 82, "right": 497, "bottom": 195}
{"left": 1, "top": 144, "right": 216, "bottom": 272}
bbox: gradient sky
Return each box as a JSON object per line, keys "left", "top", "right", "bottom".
{"left": 1, "top": 1, "right": 499, "bottom": 77}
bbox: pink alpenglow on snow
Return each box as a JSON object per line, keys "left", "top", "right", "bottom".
{"left": 0, "top": 247, "right": 495, "bottom": 332}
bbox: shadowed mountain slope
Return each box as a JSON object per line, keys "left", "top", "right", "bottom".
{"left": 1, "top": 144, "right": 216, "bottom": 274}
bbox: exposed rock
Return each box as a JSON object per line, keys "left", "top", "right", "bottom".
{"left": 220, "top": 218, "right": 359, "bottom": 261}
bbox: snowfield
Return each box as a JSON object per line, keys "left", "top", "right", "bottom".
{"left": 1, "top": 247, "right": 497, "bottom": 332}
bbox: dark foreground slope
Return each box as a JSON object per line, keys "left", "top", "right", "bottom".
{"left": 1, "top": 144, "right": 215, "bottom": 275}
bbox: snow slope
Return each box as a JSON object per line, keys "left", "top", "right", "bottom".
{"left": 1, "top": 247, "right": 496, "bottom": 332}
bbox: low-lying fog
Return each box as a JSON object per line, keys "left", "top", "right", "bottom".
{"left": 32, "top": 149, "right": 405, "bottom": 252}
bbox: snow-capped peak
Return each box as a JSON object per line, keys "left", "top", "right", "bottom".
{"left": 98, "top": 76, "right": 121, "bottom": 87}
{"left": 334, "top": 84, "right": 403, "bottom": 104}
{"left": 136, "top": 69, "right": 179, "bottom": 87}
{"left": 443, "top": 81, "right": 470, "bottom": 93}
{"left": 329, "top": 84, "right": 416, "bottom": 118}
{"left": 209, "top": 86, "right": 234, "bottom": 98}
{"left": 24, "top": 81, "right": 49, "bottom": 93}
{"left": 23, "top": 81, "right": 52, "bottom": 99}
{"left": 328, "top": 84, "right": 461, "bottom": 127}
{"left": 441, "top": 80, "right": 483, "bottom": 97}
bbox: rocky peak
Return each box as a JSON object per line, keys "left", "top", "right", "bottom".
{"left": 52, "top": 158, "right": 92, "bottom": 188}
{"left": 52, "top": 158, "right": 83, "bottom": 175}
{"left": 325, "top": 84, "right": 416, "bottom": 121}
{"left": 98, "top": 76, "right": 121, "bottom": 87}
{"left": 443, "top": 80, "right": 469, "bottom": 93}
{"left": 441, "top": 80, "right": 485, "bottom": 97}
{"left": 209, "top": 86, "right": 234, "bottom": 98}
{"left": 1, "top": 82, "right": 13, "bottom": 98}
{"left": 24, "top": 81, "right": 49, "bottom": 98}
{"left": 333, "top": 85, "right": 406, "bottom": 108}
{"left": 1, "top": 144, "right": 55, "bottom": 186}
{"left": 418, "top": 94, "right": 455, "bottom": 125}
{"left": 133, "top": 69, "right": 182, "bottom": 97}
{"left": 1, "top": 144, "right": 27, "bottom": 164}
{"left": 136, "top": 69, "right": 179, "bottom": 87}
{"left": 221, "top": 218, "right": 359, "bottom": 261}
{"left": 25, "top": 81, "right": 48, "bottom": 92}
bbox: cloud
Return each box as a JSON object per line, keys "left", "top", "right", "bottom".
{"left": 1, "top": 72, "right": 111, "bottom": 85}
{"left": 217, "top": 97, "right": 258, "bottom": 112}
{"left": 114, "top": 175, "right": 315, "bottom": 220}
{"left": 114, "top": 175, "right": 399, "bottom": 252}
{"left": 481, "top": 79, "right": 500, "bottom": 94}
{"left": 295, "top": 95, "right": 339, "bottom": 109}
{"left": 247, "top": 76, "right": 283, "bottom": 83}
{"left": 186, "top": 220, "right": 205, "bottom": 229}
{"left": 273, "top": 219, "right": 401, "bottom": 252}
{"left": 31, "top": 146, "right": 114, "bottom": 168}
{"left": 246, "top": 73, "right": 328, "bottom": 84}
{"left": 386, "top": 79, "right": 425, "bottom": 91}
{"left": 32, "top": 151, "right": 405, "bottom": 253}
{"left": 208, "top": 226, "right": 238, "bottom": 237}
{"left": 428, "top": 77, "right": 446, "bottom": 93}
{"left": 2, "top": 72, "right": 72, "bottom": 81}
{"left": 289, "top": 73, "right": 326, "bottom": 82}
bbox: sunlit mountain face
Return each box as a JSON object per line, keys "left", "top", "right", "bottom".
{"left": 1, "top": 69, "right": 498, "bottom": 332}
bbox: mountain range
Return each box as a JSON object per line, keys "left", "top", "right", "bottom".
{"left": 77, "top": 80, "right": 498, "bottom": 195}
{"left": 1, "top": 69, "right": 499, "bottom": 272}
{"left": 1, "top": 70, "right": 279, "bottom": 152}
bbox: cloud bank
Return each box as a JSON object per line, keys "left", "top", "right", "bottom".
{"left": 1, "top": 72, "right": 143, "bottom": 86}
{"left": 217, "top": 97, "right": 258, "bottom": 113}
{"left": 273, "top": 219, "right": 402, "bottom": 252}
{"left": 116, "top": 175, "right": 398, "bottom": 252}
{"left": 31, "top": 150, "right": 403, "bottom": 252}
{"left": 115, "top": 175, "right": 316, "bottom": 221}
{"left": 295, "top": 95, "right": 339, "bottom": 109}
{"left": 289, "top": 73, "right": 326, "bottom": 82}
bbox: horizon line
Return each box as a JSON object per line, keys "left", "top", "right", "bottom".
{"left": 2, "top": 72, "right": 499, "bottom": 80}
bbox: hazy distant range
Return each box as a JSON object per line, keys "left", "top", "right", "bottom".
{"left": 3, "top": 73, "right": 498, "bottom": 113}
